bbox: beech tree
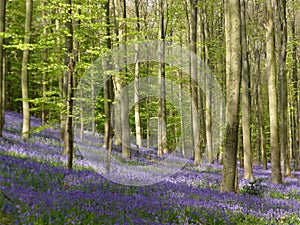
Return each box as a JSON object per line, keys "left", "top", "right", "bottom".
{"left": 190, "top": 0, "right": 202, "bottom": 166}
{"left": 63, "top": 0, "right": 75, "bottom": 170}
{"left": 276, "top": 0, "right": 290, "bottom": 177}
{"left": 265, "top": 0, "right": 282, "bottom": 184}
{"left": 0, "top": 0, "right": 6, "bottom": 137}
{"left": 221, "top": 0, "right": 241, "bottom": 192}
{"left": 21, "top": 0, "right": 33, "bottom": 140}
{"left": 240, "top": 0, "right": 253, "bottom": 180}
{"left": 157, "top": 0, "right": 168, "bottom": 156}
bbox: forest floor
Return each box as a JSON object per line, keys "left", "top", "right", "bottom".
{"left": 1, "top": 111, "right": 300, "bottom": 225}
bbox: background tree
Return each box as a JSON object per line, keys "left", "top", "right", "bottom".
{"left": 240, "top": 0, "right": 253, "bottom": 180}
{"left": 265, "top": 0, "right": 282, "bottom": 184}
{"left": 190, "top": 0, "right": 202, "bottom": 166}
{"left": 104, "top": 0, "right": 113, "bottom": 171}
{"left": 157, "top": 0, "right": 168, "bottom": 156}
{"left": 0, "top": 0, "right": 6, "bottom": 137}
{"left": 276, "top": 0, "right": 290, "bottom": 177}
{"left": 21, "top": 0, "right": 33, "bottom": 140}
{"left": 63, "top": 0, "right": 75, "bottom": 170}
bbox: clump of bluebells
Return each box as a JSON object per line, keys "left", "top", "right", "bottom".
{"left": 239, "top": 178, "right": 267, "bottom": 197}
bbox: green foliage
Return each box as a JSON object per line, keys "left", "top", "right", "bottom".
{"left": 269, "top": 189, "right": 300, "bottom": 201}
{"left": 240, "top": 178, "right": 266, "bottom": 197}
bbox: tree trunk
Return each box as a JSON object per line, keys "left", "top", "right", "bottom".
{"left": 41, "top": 0, "right": 47, "bottom": 126}
{"left": 201, "top": 4, "right": 213, "bottom": 164}
{"left": 276, "top": 0, "right": 290, "bottom": 177}
{"left": 190, "top": 0, "right": 202, "bottom": 166}
{"left": 265, "top": 0, "right": 282, "bottom": 183}
{"left": 254, "top": 41, "right": 267, "bottom": 169}
{"left": 63, "top": 0, "right": 75, "bottom": 171}
{"left": 112, "top": 0, "right": 122, "bottom": 146}
{"left": 291, "top": 2, "right": 300, "bottom": 171}
{"left": 0, "top": 0, "right": 6, "bottom": 137}
{"left": 221, "top": 0, "right": 241, "bottom": 193}
{"left": 240, "top": 0, "right": 253, "bottom": 180}
{"left": 103, "top": 0, "right": 113, "bottom": 172}
{"left": 21, "top": 0, "right": 33, "bottom": 140}
{"left": 157, "top": 0, "right": 168, "bottom": 157}
{"left": 134, "top": 0, "right": 142, "bottom": 149}
{"left": 119, "top": 0, "right": 130, "bottom": 159}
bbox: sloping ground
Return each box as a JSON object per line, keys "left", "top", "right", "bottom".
{"left": 0, "top": 111, "right": 300, "bottom": 224}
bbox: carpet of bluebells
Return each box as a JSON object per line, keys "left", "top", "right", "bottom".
{"left": 1, "top": 111, "right": 300, "bottom": 225}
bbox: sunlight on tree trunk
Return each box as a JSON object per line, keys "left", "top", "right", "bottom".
{"left": 21, "top": 0, "right": 33, "bottom": 140}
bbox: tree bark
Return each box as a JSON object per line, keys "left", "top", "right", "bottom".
{"left": 240, "top": 0, "right": 253, "bottom": 180}
{"left": 63, "top": 0, "right": 75, "bottom": 171}
{"left": 265, "top": 0, "right": 282, "bottom": 183}
{"left": 190, "top": 0, "right": 202, "bottom": 166}
{"left": 157, "top": 0, "right": 168, "bottom": 156}
{"left": 134, "top": 0, "right": 142, "bottom": 149}
{"left": 276, "top": 0, "right": 290, "bottom": 177}
{"left": 291, "top": 2, "right": 300, "bottom": 171}
{"left": 0, "top": 0, "right": 6, "bottom": 137}
{"left": 21, "top": 0, "right": 33, "bottom": 140}
{"left": 221, "top": 0, "right": 241, "bottom": 193}
{"left": 254, "top": 41, "right": 267, "bottom": 169}
{"left": 119, "top": 0, "right": 130, "bottom": 159}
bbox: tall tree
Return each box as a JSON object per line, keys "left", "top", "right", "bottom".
{"left": 120, "top": 0, "right": 130, "bottom": 159}
{"left": 276, "top": 0, "right": 290, "bottom": 177}
{"left": 291, "top": 0, "right": 299, "bottom": 171}
{"left": 253, "top": 40, "right": 268, "bottom": 169}
{"left": 134, "top": 0, "right": 142, "bottom": 149}
{"left": 157, "top": 0, "right": 168, "bottom": 156}
{"left": 0, "top": 0, "right": 6, "bottom": 137}
{"left": 104, "top": 0, "right": 113, "bottom": 171}
{"left": 190, "top": 0, "right": 202, "bottom": 166}
{"left": 112, "top": 0, "right": 122, "bottom": 147}
{"left": 21, "top": 0, "right": 33, "bottom": 140}
{"left": 240, "top": 0, "right": 253, "bottom": 180}
{"left": 63, "top": 0, "right": 75, "bottom": 170}
{"left": 221, "top": 0, "right": 241, "bottom": 192}
{"left": 265, "top": 0, "right": 282, "bottom": 183}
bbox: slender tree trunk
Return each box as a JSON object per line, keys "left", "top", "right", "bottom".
{"left": 63, "top": 0, "right": 75, "bottom": 171}
{"left": 254, "top": 41, "right": 267, "bottom": 169}
{"left": 103, "top": 0, "right": 113, "bottom": 171}
{"left": 0, "top": 0, "right": 6, "bottom": 137}
{"left": 41, "top": 0, "right": 48, "bottom": 126}
{"left": 157, "top": 0, "right": 168, "bottom": 156}
{"left": 21, "top": 0, "right": 33, "bottom": 140}
{"left": 112, "top": 0, "right": 122, "bottom": 146}
{"left": 178, "top": 70, "right": 186, "bottom": 155}
{"left": 221, "top": 0, "right": 241, "bottom": 193}
{"left": 120, "top": 0, "right": 130, "bottom": 159}
{"left": 276, "top": 0, "right": 290, "bottom": 177}
{"left": 291, "top": 3, "right": 299, "bottom": 171}
{"left": 103, "top": 0, "right": 112, "bottom": 149}
{"left": 201, "top": 3, "right": 213, "bottom": 163}
{"left": 134, "top": 0, "right": 142, "bottom": 149}
{"left": 265, "top": 0, "right": 282, "bottom": 183}
{"left": 240, "top": 0, "right": 253, "bottom": 180}
{"left": 190, "top": 0, "right": 202, "bottom": 166}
